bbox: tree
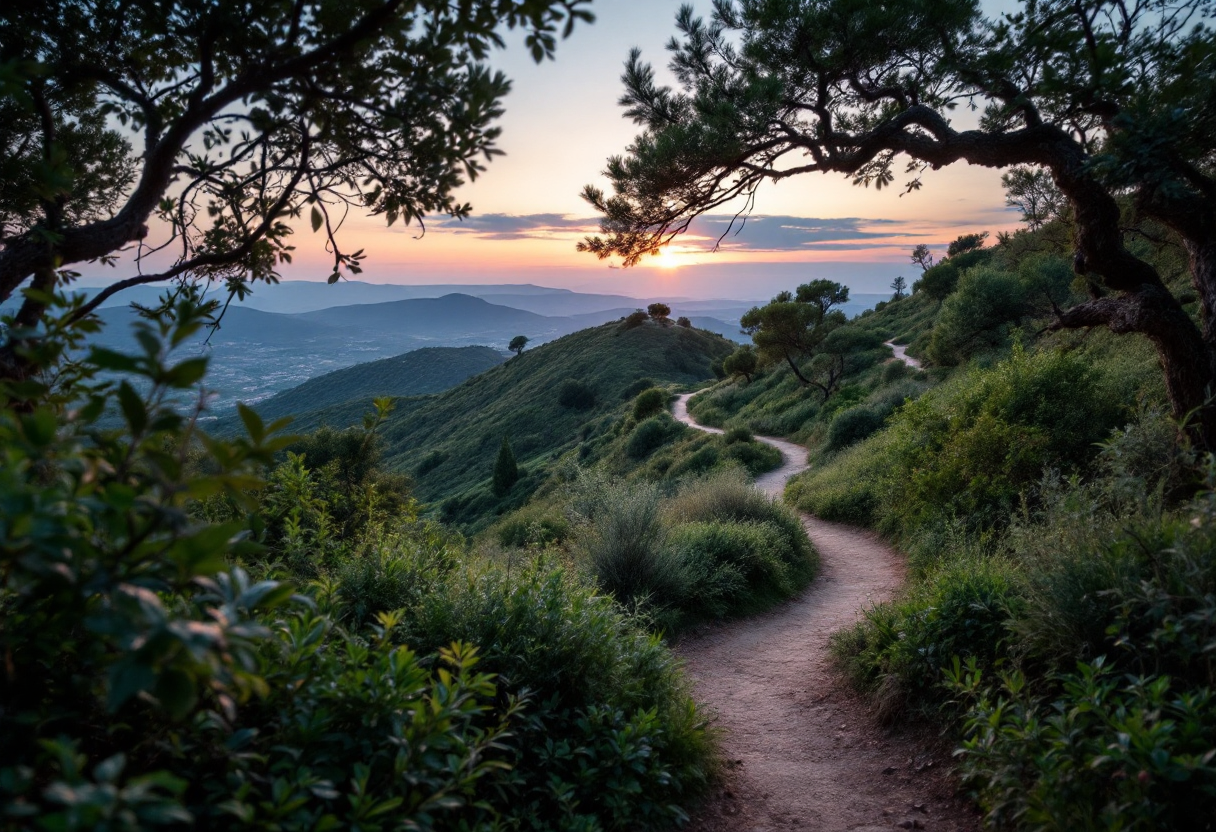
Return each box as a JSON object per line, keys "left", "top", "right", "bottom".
{"left": 723, "top": 345, "right": 758, "bottom": 383}
{"left": 1002, "top": 168, "right": 1067, "bottom": 231}
{"left": 910, "top": 244, "right": 935, "bottom": 272}
{"left": 0, "top": 0, "right": 593, "bottom": 381}
{"left": 891, "top": 276, "right": 907, "bottom": 300}
{"left": 675, "top": 315, "right": 691, "bottom": 328}
{"left": 916, "top": 262, "right": 960, "bottom": 302}
{"left": 579, "top": 0, "right": 1216, "bottom": 450}
{"left": 947, "top": 232, "right": 989, "bottom": 258}
{"left": 647, "top": 302, "right": 671, "bottom": 321}
{"left": 509, "top": 335, "right": 529, "bottom": 356}
{"left": 739, "top": 280, "right": 847, "bottom": 388}
{"left": 492, "top": 437, "right": 518, "bottom": 497}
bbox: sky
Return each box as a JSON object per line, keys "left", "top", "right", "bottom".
{"left": 86, "top": 1, "right": 1023, "bottom": 302}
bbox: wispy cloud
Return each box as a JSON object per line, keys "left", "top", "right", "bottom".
{"left": 424, "top": 212, "right": 978, "bottom": 251}
{"left": 428, "top": 213, "right": 598, "bottom": 240}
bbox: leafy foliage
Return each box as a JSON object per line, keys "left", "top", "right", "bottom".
{"left": 0, "top": 298, "right": 716, "bottom": 831}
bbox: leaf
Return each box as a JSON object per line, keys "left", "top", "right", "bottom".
{"left": 237, "top": 403, "right": 264, "bottom": 443}
{"left": 117, "top": 381, "right": 148, "bottom": 435}
{"left": 108, "top": 659, "right": 156, "bottom": 712}
{"left": 311, "top": 206, "right": 323, "bottom": 233}
{"left": 327, "top": 271, "right": 341, "bottom": 285}
{"left": 155, "top": 668, "right": 199, "bottom": 721}
{"left": 88, "top": 347, "right": 141, "bottom": 373}
{"left": 162, "top": 357, "right": 209, "bottom": 389}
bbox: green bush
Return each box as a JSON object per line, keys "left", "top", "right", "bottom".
{"left": 0, "top": 298, "right": 715, "bottom": 831}
{"left": 825, "top": 406, "right": 885, "bottom": 451}
{"left": 723, "top": 439, "right": 782, "bottom": 475}
{"left": 950, "top": 659, "right": 1216, "bottom": 832}
{"left": 557, "top": 378, "right": 597, "bottom": 410}
{"left": 493, "top": 502, "right": 573, "bottom": 548}
{"left": 633, "top": 386, "right": 668, "bottom": 420}
{"left": 627, "top": 413, "right": 683, "bottom": 459}
{"left": 621, "top": 376, "right": 657, "bottom": 400}
{"left": 724, "top": 425, "right": 753, "bottom": 444}
{"left": 384, "top": 562, "right": 714, "bottom": 831}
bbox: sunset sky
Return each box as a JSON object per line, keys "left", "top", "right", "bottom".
{"left": 90, "top": 1, "right": 1023, "bottom": 302}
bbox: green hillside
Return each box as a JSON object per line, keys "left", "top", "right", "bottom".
{"left": 243, "top": 345, "right": 505, "bottom": 424}
{"left": 310, "top": 320, "right": 733, "bottom": 526}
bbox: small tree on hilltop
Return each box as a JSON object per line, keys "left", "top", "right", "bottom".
{"left": 493, "top": 438, "right": 519, "bottom": 497}
{"left": 676, "top": 316, "right": 692, "bottom": 328}
{"left": 647, "top": 302, "right": 671, "bottom": 322}
{"left": 509, "top": 335, "right": 529, "bottom": 356}
{"left": 890, "top": 276, "right": 907, "bottom": 300}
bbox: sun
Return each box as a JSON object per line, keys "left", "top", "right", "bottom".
{"left": 655, "top": 246, "right": 680, "bottom": 269}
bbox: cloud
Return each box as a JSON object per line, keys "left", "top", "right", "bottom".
{"left": 424, "top": 212, "right": 974, "bottom": 250}
{"left": 683, "top": 215, "right": 923, "bottom": 251}
{"left": 428, "top": 213, "right": 598, "bottom": 240}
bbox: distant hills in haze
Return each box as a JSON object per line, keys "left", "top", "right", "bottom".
{"left": 6, "top": 279, "right": 891, "bottom": 414}
{"left": 242, "top": 346, "right": 505, "bottom": 425}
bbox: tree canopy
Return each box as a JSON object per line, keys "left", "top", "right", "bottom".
{"left": 0, "top": 0, "right": 593, "bottom": 378}
{"left": 740, "top": 279, "right": 848, "bottom": 396}
{"left": 580, "top": 0, "right": 1216, "bottom": 449}
{"left": 509, "top": 335, "right": 530, "bottom": 356}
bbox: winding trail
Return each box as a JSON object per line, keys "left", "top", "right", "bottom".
{"left": 671, "top": 393, "right": 977, "bottom": 832}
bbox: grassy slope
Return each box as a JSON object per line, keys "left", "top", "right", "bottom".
{"left": 245, "top": 346, "right": 504, "bottom": 424}
{"left": 288, "top": 320, "right": 734, "bottom": 526}
{"left": 687, "top": 292, "right": 941, "bottom": 445}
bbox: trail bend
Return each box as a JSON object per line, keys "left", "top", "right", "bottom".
{"left": 672, "top": 393, "right": 976, "bottom": 832}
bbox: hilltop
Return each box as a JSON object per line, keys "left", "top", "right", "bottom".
{"left": 238, "top": 346, "right": 505, "bottom": 425}
{"left": 288, "top": 319, "right": 735, "bottom": 527}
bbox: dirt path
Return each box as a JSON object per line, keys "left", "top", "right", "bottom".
{"left": 884, "top": 341, "right": 922, "bottom": 369}
{"left": 672, "top": 394, "right": 977, "bottom": 832}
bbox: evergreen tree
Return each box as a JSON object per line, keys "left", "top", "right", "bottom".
{"left": 492, "top": 437, "right": 519, "bottom": 496}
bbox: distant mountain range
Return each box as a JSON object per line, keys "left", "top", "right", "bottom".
{"left": 5, "top": 279, "right": 890, "bottom": 413}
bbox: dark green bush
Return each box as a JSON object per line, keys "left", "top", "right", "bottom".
{"left": 621, "top": 376, "right": 657, "bottom": 400}
{"left": 723, "top": 439, "right": 782, "bottom": 475}
{"left": 556, "top": 378, "right": 597, "bottom": 410}
{"left": 633, "top": 386, "right": 668, "bottom": 420}
{"left": 950, "top": 659, "right": 1216, "bottom": 832}
{"left": 627, "top": 413, "right": 682, "bottom": 459}
{"left": 826, "top": 406, "right": 885, "bottom": 451}
{"left": 381, "top": 562, "right": 713, "bottom": 831}
{"left": 0, "top": 299, "right": 714, "bottom": 831}
{"left": 724, "top": 425, "right": 753, "bottom": 444}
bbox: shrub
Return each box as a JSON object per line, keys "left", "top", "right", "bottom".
{"left": 724, "top": 439, "right": 782, "bottom": 475}
{"left": 724, "top": 425, "right": 753, "bottom": 444}
{"left": 950, "top": 659, "right": 1216, "bottom": 832}
{"left": 492, "top": 436, "right": 519, "bottom": 496}
{"left": 378, "top": 561, "right": 714, "bottom": 831}
{"left": 557, "top": 377, "right": 597, "bottom": 410}
{"left": 494, "top": 503, "right": 572, "bottom": 548}
{"left": 621, "top": 376, "right": 657, "bottom": 400}
{"left": 881, "top": 359, "right": 908, "bottom": 383}
{"left": 415, "top": 447, "right": 448, "bottom": 475}
{"left": 574, "top": 480, "right": 683, "bottom": 607}
{"left": 628, "top": 413, "right": 683, "bottom": 459}
{"left": 620, "top": 309, "right": 648, "bottom": 329}
{"left": 825, "top": 406, "right": 885, "bottom": 451}
{"left": 676, "top": 316, "right": 692, "bottom": 328}
{"left": 666, "top": 468, "right": 815, "bottom": 575}
{"left": 633, "top": 386, "right": 668, "bottom": 420}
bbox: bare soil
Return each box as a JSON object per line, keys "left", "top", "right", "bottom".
{"left": 671, "top": 394, "right": 978, "bottom": 832}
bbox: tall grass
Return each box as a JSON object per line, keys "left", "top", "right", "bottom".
{"left": 570, "top": 467, "right": 817, "bottom": 631}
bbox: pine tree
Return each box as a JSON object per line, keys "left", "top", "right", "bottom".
{"left": 492, "top": 438, "right": 519, "bottom": 496}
